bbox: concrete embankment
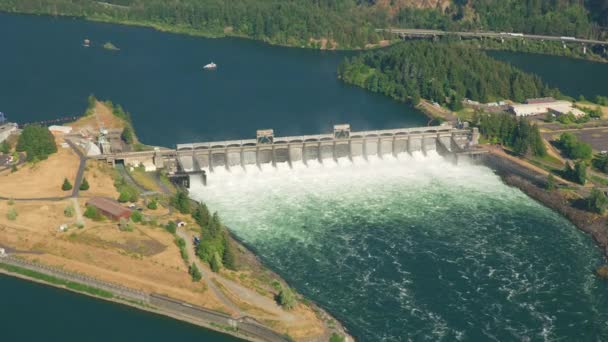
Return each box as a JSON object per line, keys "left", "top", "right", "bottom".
{"left": 480, "top": 152, "right": 608, "bottom": 259}
{"left": 0, "top": 256, "right": 289, "bottom": 342}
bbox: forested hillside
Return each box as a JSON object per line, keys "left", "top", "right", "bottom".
{"left": 338, "top": 41, "right": 559, "bottom": 106}
{"left": 0, "top": 0, "right": 605, "bottom": 48}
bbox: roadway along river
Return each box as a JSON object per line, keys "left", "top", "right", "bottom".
{"left": 2, "top": 12, "right": 608, "bottom": 342}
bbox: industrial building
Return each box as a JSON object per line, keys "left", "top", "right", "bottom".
{"left": 86, "top": 197, "right": 132, "bottom": 221}
{"left": 0, "top": 122, "right": 18, "bottom": 144}
{"left": 509, "top": 99, "right": 586, "bottom": 117}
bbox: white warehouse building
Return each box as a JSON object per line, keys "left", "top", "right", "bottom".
{"left": 509, "top": 100, "right": 586, "bottom": 118}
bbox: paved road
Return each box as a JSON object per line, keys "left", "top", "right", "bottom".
{"left": 0, "top": 140, "right": 86, "bottom": 202}
{"left": 382, "top": 28, "right": 608, "bottom": 45}
{"left": 65, "top": 139, "right": 87, "bottom": 198}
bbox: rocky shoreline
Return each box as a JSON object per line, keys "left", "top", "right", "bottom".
{"left": 481, "top": 152, "right": 608, "bottom": 260}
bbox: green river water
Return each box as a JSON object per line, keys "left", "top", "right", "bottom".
{"left": 1, "top": 12, "right": 608, "bottom": 342}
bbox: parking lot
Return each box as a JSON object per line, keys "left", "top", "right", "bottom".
{"left": 543, "top": 127, "right": 608, "bottom": 153}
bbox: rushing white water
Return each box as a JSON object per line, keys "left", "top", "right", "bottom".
{"left": 190, "top": 152, "right": 608, "bottom": 341}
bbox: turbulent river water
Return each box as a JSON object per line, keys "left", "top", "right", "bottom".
{"left": 190, "top": 153, "right": 608, "bottom": 341}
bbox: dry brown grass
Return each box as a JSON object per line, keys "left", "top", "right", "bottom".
{"left": 82, "top": 160, "right": 120, "bottom": 199}
{"left": 69, "top": 101, "right": 127, "bottom": 133}
{"left": 0, "top": 143, "right": 79, "bottom": 198}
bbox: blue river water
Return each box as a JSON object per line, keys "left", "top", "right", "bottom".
{"left": 2, "top": 12, "right": 608, "bottom": 342}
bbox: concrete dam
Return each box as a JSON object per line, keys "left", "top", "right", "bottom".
{"left": 175, "top": 124, "right": 479, "bottom": 173}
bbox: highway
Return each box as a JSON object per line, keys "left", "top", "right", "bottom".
{"left": 380, "top": 28, "right": 608, "bottom": 45}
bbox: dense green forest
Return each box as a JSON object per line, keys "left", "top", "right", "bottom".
{"left": 338, "top": 41, "right": 559, "bottom": 106}
{"left": 0, "top": 0, "right": 605, "bottom": 49}
{"left": 16, "top": 124, "right": 58, "bottom": 161}
{"left": 476, "top": 113, "right": 546, "bottom": 157}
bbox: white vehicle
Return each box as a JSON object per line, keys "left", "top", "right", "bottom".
{"left": 508, "top": 33, "right": 524, "bottom": 37}
{"left": 203, "top": 62, "right": 217, "bottom": 70}
{"left": 560, "top": 36, "right": 576, "bottom": 40}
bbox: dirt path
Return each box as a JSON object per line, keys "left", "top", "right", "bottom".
{"left": 71, "top": 197, "right": 84, "bottom": 226}
{"left": 176, "top": 229, "right": 242, "bottom": 316}
{"left": 176, "top": 229, "right": 295, "bottom": 322}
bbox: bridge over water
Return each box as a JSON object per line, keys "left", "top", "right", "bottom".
{"left": 380, "top": 28, "right": 608, "bottom": 46}
{"left": 175, "top": 124, "right": 479, "bottom": 173}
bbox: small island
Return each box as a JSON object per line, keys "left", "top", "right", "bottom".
{"left": 103, "top": 41, "right": 120, "bottom": 51}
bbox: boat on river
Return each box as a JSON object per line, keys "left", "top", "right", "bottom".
{"left": 203, "top": 62, "right": 217, "bottom": 70}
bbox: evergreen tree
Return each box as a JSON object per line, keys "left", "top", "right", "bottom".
{"left": 79, "top": 177, "right": 89, "bottom": 191}
{"left": 121, "top": 126, "right": 134, "bottom": 144}
{"left": 586, "top": 188, "right": 608, "bottom": 214}
{"left": 189, "top": 262, "right": 202, "bottom": 282}
{"left": 17, "top": 125, "right": 58, "bottom": 161}
{"left": 172, "top": 190, "right": 191, "bottom": 214}
{"left": 0, "top": 141, "right": 10, "bottom": 154}
{"left": 62, "top": 178, "right": 73, "bottom": 191}
{"left": 210, "top": 252, "right": 223, "bottom": 273}
{"left": 222, "top": 236, "right": 237, "bottom": 270}
{"left": 574, "top": 161, "right": 587, "bottom": 185}
{"left": 546, "top": 174, "right": 556, "bottom": 190}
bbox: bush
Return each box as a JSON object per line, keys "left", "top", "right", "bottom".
{"left": 130, "top": 210, "right": 143, "bottom": 223}
{"left": 545, "top": 174, "right": 556, "bottom": 191}
{"left": 558, "top": 133, "right": 592, "bottom": 160}
{"left": 278, "top": 285, "right": 296, "bottom": 310}
{"left": 165, "top": 221, "right": 177, "bottom": 234}
{"left": 586, "top": 188, "right": 608, "bottom": 214}
{"left": 147, "top": 200, "right": 158, "bottom": 210}
{"left": 0, "top": 141, "right": 10, "bottom": 154}
{"left": 64, "top": 205, "right": 75, "bottom": 218}
{"left": 83, "top": 205, "right": 103, "bottom": 221}
{"left": 62, "top": 178, "right": 73, "bottom": 191}
{"left": 6, "top": 208, "right": 17, "bottom": 221}
{"left": 119, "top": 218, "right": 133, "bottom": 232}
{"left": 210, "top": 252, "right": 222, "bottom": 273}
{"left": 189, "top": 262, "right": 202, "bottom": 282}
{"left": 79, "top": 177, "right": 90, "bottom": 191}
{"left": 172, "top": 190, "right": 191, "bottom": 214}
{"left": 329, "top": 333, "right": 345, "bottom": 342}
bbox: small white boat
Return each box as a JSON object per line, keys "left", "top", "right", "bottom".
{"left": 203, "top": 62, "right": 217, "bottom": 70}
{"left": 83, "top": 39, "right": 90, "bottom": 47}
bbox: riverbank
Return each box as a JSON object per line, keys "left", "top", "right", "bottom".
{"left": 481, "top": 149, "right": 608, "bottom": 260}
{"left": 0, "top": 257, "right": 270, "bottom": 342}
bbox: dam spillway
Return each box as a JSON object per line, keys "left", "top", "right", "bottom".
{"left": 175, "top": 124, "right": 479, "bottom": 175}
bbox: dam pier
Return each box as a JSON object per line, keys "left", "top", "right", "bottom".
{"left": 100, "top": 124, "right": 481, "bottom": 187}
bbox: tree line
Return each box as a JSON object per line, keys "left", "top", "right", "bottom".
{"left": 338, "top": 41, "right": 559, "bottom": 107}
{"left": 476, "top": 113, "right": 546, "bottom": 157}
{"left": 0, "top": 0, "right": 604, "bottom": 50}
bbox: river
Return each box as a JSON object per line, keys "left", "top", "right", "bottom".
{"left": 1, "top": 12, "right": 608, "bottom": 342}
{"left": 0, "top": 274, "right": 242, "bottom": 341}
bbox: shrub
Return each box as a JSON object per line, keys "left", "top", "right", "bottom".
{"left": 62, "top": 178, "right": 73, "bottom": 191}
{"left": 165, "top": 221, "right": 177, "bottom": 234}
{"left": 64, "top": 205, "right": 75, "bottom": 218}
{"left": 0, "top": 141, "right": 9, "bottom": 154}
{"left": 130, "top": 210, "right": 143, "bottom": 223}
{"left": 210, "top": 252, "right": 223, "bottom": 273}
{"left": 83, "top": 205, "right": 103, "bottom": 221}
{"left": 79, "top": 177, "right": 90, "bottom": 191}
{"left": 545, "top": 174, "right": 556, "bottom": 190}
{"left": 6, "top": 208, "right": 17, "bottom": 221}
{"left": 189, "top": 263, "right": 202, "bottom": 282}
{"left": 119, "top": 218, "right": 133, "bottom": 232}
{"left": 10, "top": 164, "right": 17, "bottom": 173}
{"left": 329, "top": 333, "right": 345, "bottom": 342}
{"left": 278, "top": 285, "right": 296, "bottom": 310}
{"left": 147, "top": 200, "right": 158, "bottom": 210}
{"left": 586, "top": 188, "right": 608, "bottom": 214}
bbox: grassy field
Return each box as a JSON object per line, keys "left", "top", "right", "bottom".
{"left": 0, "top": 261, "right": 114, "bottom": 298}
